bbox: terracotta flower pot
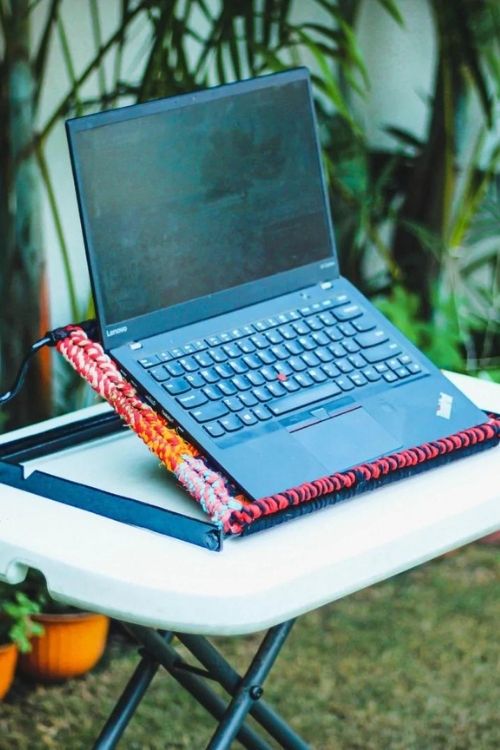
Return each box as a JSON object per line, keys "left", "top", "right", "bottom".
{"left": 0, "top": 642, "right": 18, "bottom": 699}
{"left": 19, "top": 612, "right": 109, "bottom": 682}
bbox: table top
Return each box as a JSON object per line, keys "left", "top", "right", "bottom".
{"left": 0, "top": 372, "right": 498, "bottom": 636}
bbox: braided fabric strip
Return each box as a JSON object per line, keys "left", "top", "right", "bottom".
{"left": 56, "top": 326, "right": 499, "bottom": 536}
{"left": 56, "top": 327, "right": 243, "bottom": 529}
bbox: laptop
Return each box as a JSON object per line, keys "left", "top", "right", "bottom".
{"left": 66, "top": 67, "right": 485, "bottom": 500}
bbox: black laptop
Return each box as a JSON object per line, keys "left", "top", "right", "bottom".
{"left": 66, "top": 68, "right": 485, "bottom": 500}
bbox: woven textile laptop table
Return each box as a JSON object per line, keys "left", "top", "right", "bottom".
{"left": 0, "top": 372, "right": 498, "bottom": 749}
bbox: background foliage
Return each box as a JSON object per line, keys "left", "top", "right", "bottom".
{"left": 0, "top": 0, "right": 498, "bottom": 429}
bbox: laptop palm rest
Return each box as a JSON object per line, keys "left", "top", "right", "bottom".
{"left": 290, "top": 406, "right": 402, "bottom": 473}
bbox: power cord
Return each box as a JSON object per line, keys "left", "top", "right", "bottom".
{"left": 0, "top": 320, "right": 97, "bottom": 406}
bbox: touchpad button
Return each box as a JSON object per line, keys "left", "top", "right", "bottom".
{"left": 291, "top": 407, "right": 402, "bottom": 474}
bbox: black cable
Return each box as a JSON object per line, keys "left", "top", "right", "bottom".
{"left": 0, "top": 336, "right": 52, "bottom": 406}
{"left": 0, "top": 319, "right": 98, "bottom": 407}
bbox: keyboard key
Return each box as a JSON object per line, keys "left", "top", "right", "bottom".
{"left": 266, "top": 329, "right": 283, "bottom": 345}
{"left": 330, "top": 293, "right": 350, "bottom": 307}
{"left": 253, "top": 386, "right": 272, "bottom": 402}
{"left": 269, "top": 382, "right": 342, "bottom": 416}
{"left": 232, "top": 375, "right": 252, "bottom": 391}
{"left": 222, "top": 342, "right": 241, "bottom": 358}
{"left": 219, "top": 380, "right": 237, "bottom": 396}
{"left": 240, "top": 391, "right": 258, "bottom": 407}
{"left": 149, "top": 366, "right": 169, "bottom": 382}
{"left": 258, "top": 350, "right": 276, "bottom": 365}
{"left": 215, "top": 363, "right": 234, "bottom": 379}
{"left": 353, "top": 317, "right": 376, "bottom": 332}
{"left": 322, "top": 363, "right": 340, "bottom": 379}
{"left": 374, "top": 362, "right": 388, "bottom": 373}
{"left": 200, "top": 367, "right": 220, "bottom": 384}
{"left": 186, "top": 372, "right": 205, "bottom": 389}
{"left": 292, "top": 320, "right": 310, "bottom": 335}
{"left": 261, "top": 365, "right": 278, "bottom": 381}
{"left": 363, "top": 341, "right": 401, "bottom": 364}
{"left": 319, "top": 311, "right": 336, "bottom": 326}
{"left": 270, "top": 345, "right": 289, "bottom": 360}
{"left": 302, "top": 351, "right": 320, "bottom": 368}
{"left": 182, "top": 343, "right": 196, "bottom": 354}
{"left": 284, "top": 340, "right": 303, "bottom": 356}
{"left": 157, "top": 351, "right": 173, "bottom": 362}
{"left": 177, "top": 390, "right": 208, "bottom": 409}
{"left": 297, "top": 335, "right": 316, "bottom": 351}
{"left": 408, "top": 362, "right": 422, "bottom": 374}
{"left": 336, "top": 358, "right": 354, "bottom": 373}
{"left": 239, "top": 410, "right": 258, "bottom": 427}
{"left": 204, "top": 421, "right": 225, "bottom": 438}
{"left": 220, "top": 414, "right": 243, "bottom": 432}
{"left": 242, "top": 354, "right": 261, "bottom": 369}
{"left": 209, "top": 347, "right": 227, "bottom": 363}
{"left": 362, "top": 366, "right": 381, "bottom": 382}
{"left": 336, "top": 376, "right": 355, "bottom": 391}
{"left": 333, "top": 304, "right": 362, "bottom": 321}
{"left": 295, "top": 372, "right": 313, "bottom": 388}
{"left": 268, "top": 382, "right": 287, "bottom": 398}
{"left": 338, "top": 322, "right": 357, "bottom": 337}
{"left": 343, "top": 339, "right": 360, "bottom": 354}
{"left": 239, "top": 338, "right": 256, "bottom": 354}
{"left": 192, "top": 339, "right": 207, "bottom": 351}
{"left": 387, "top": 358, "right": 400, "bottom": 370}
{"left": 250, "top": 333, "right": 268, "bottom": 349}
{"left": 348, "top": 353, "right": 366, "bottom": 369}
{"left": 165, "top": 361, "right": 185, "bottom": 377}
{"left": 179, "top": 356, "right": 198, "bottom": 372}
{"left": 326, "top": 327, "right": 342, "bottom": 343}
{"left": 171, "top": 347, "right": 184, "bottom": 359}
{"left": 309, "top": 367, "right": 327, "bottom": 383}
{"left": 224, "top": 396, "right": 244, "bottom": 412}
{"left": 355, "top": 329, "right": 388, "bottom": 348}
{"left": 383, "top": 370, "right": 398, "bottom": 383}
{"left": 206, "top": 335, "right": 221, "bottom": 347}
{"left": 247, "top": 370, "right": 265, "bottom": 387}
{"left": 399, "top": 354, "right": 412, "bottom": 365}
{"left": 191, "top": 402, "right": 228, "bottom": 423}
{"left": 289, "top": 356, "right": 306, "bottom": 372}
{"left": 195, "top": 351, "right": 214, "bottom": 367}
{"left": 315, "top": 347, "right": 334, "bottom": 364}
{"left": 329, "top": 343, "right": 346, "bottom": 358}
{"left": 311, "top": 331, "right": 330, "bottom": 346}
{"left": 203, "top": 384, "right": 224, "bottom": 400}
{"left": 254, "top": 405, "right": 272, "bottom": 421}
{"left": 230, "top": 358, "right": 249, "bottom": 375}
{"left": 349, "top": 372, "right": 367, "bottom": 387}
{"left": 278, "top": 324, "right": 296, "bottom": 340}
{"left": 307, "top": 316, "right": 323, "bottom": 331}
{"left": 164, "top": 377, "right": 189, "bottom": 395}
{"left": 283, "top": 378, "right": 300, "bottom": 392}
{"left": 395, "top": 366, "right": 410, "bottom": 378}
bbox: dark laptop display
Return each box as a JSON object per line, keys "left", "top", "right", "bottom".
{"left": 67, "top": 69, "right": 486, "bottom": 500}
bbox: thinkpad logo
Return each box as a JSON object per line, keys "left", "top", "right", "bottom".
{"left": 436, "top": 392, "right": 453, "bottom": 419}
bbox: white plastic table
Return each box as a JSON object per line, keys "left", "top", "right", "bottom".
{"left": 0, "top": 371, "right": 498, "bottom": 749}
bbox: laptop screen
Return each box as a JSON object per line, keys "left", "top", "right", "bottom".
{"left": 71, "top": 74, "right": 333, "bottom": 326}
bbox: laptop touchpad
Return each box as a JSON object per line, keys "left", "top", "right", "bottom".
{"left": 291, "top": 406, "right": 402, "bottom": 473}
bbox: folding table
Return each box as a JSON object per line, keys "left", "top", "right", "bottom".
{"left": 0, "top": 372, "right": 498, "bottom": 749}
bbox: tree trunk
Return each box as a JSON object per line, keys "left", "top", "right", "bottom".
{"left": 0, "top": 1, "right": 50, "bottom": 430}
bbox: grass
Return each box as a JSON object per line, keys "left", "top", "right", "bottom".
{"left": 0, "top": 543, "right": 498, "bottom": 749}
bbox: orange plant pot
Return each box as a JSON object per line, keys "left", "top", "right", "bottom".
{"left": 19, "top": 612, "right": 109, "bottom": 682}
{"left": 0, "top": 642, "right": 18, "bottom": 699}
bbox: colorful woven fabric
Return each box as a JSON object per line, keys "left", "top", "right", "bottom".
{"left": 57, "top": 326, "right": 500, "bottom": 536}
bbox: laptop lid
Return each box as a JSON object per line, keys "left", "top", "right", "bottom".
{"left": 66, "top": 68, "right": 339, "bottom": 349}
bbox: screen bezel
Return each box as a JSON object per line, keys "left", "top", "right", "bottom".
{"left": 66, "top": 67, "right": 339, "bottom": 349}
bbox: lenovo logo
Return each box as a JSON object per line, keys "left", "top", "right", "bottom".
{"left": 106, "top": 325, "right": 128, "bottom": 338}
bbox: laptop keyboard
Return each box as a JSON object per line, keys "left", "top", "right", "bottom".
{"left": 136, "top": 292, "right": 425, "bottom": 439}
